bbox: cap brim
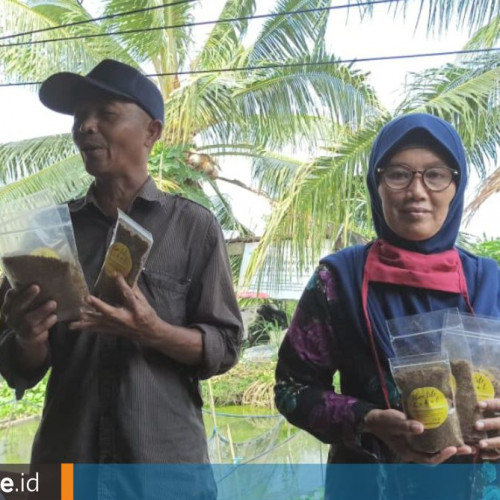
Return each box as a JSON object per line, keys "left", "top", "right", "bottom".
{"left": 39, "top": 72, "right": 135, "bottom": 115}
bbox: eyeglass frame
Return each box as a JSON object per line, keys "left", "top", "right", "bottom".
{"left": 376, "top": 164, "right": 459, "bottom": 192}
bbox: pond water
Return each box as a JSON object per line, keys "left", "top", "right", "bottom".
{"left": 203, "top": 406, "right": 327, "bottom": 464}
{"left": 0, "top": 418, "right": 40, "bottom": 463}
{"left": 0, "top": 407, "right": 328, "bottom": 464}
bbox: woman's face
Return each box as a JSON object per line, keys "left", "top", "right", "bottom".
{"left": 377, "top": 148, "right": 457, "bottom": 241}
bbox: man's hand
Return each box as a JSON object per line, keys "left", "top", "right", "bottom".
{"left": 70, "top": 273, "right": 203, "bottom": 365}
{"left": 475, "top": 400, "right": 500, "bottom": 461}
{"left": 69, "top": 273, "right": 160, "bottom": 343}
{"left": 364, "top": 408, "right": 472, "bottom": 464}
{"left": 1, "top": 284, "right": 57, "bottom": 347}
{"left": 1, "top": 284, "right": 55, "bottom": 371}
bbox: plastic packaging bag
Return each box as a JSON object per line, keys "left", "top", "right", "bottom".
{"left": 388, "top": 309, "right": 486, "bottom": 444}
{"left": 387, "top": 309, "right": 457, "bottom": 356}
{"left": 390, "top": 351, "right": 464, "bottom": 453}
{"left": 449, "top": 312, "right": 500, "bottom": 439}
{"left": 0, "top": 190, "right": 55, "bottom": 223}
{"left": 0, "top": 202, "right": 89, "bottom": 322}
{"left": 94, "top": 210, "right": 153, "bottom": 305}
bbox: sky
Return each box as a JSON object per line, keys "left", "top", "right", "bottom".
{"left": 0, "top": 0, "right": 498, "bottom": 238}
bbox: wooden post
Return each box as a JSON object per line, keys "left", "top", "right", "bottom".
{"left": 207, "top": 380, "right": 222, "bottom": 463}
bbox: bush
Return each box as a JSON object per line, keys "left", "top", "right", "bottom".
{"left": 0, "top": 373, "right": 48, "bottom": 423}
{"left": 202, "top": 360, "right": 276, "bottom": 409}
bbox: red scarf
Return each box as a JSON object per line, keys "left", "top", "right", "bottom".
{"left": 361, "top": 239, "right": 473, "bottom": 408}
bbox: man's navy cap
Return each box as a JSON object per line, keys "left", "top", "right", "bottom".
{"left": 39, "top": 59, "right": 164, "bottom": 124}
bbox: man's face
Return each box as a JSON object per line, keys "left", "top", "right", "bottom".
{"left": 72, "top": 96, "right": 153, "bottom": 177}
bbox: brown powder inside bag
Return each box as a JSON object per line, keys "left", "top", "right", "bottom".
{"left": 480, "top": 366, "right": 500, "bottom": 439}
{"left": 394, "top": 363, "right": 463, "bottom": 454}
{"left": 93, "top": 221, "right": 151, "bottom": 305}
{"left": 2, "top": 254, "right": 88, "bottom": 322}
{"left": 450, "top": 360, "right": 487, "bottom": 444}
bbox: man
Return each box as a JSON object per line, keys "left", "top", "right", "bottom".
{"left": 0, "top": 60, "right": 243, "bottom": 468}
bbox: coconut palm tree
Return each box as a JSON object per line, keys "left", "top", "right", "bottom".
{"left": 0, "top": 0, "right": 382, "bottom": 236}
{"left": 244, "top": 31, "right": 500, "bottom": 282}
{"left": 455, "top": 14, "right": 500, "bottom": 220}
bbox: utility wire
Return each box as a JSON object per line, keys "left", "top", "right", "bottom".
{"left": 0, "top": 0, "right": 197, "bottom": 41}
{"left": 0, "top": 0, "right": 403, "bottom": 48}
{"left": 150, "top": 47, "right": 500, "bottom": 76}
{"left": 1, "top": 46, "right": 499, "bottom": 88}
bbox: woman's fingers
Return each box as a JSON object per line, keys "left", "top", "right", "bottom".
{"left": 423, "top": 447, "right": 459, "bottom": 465}
{"left": 476, "top": 416, "right": 500, "bottom": 432}
{"left": 366, "top": 409, "right": 424, "bottom": 436}
{"left": 479, "top": 399, "right": 500, "bottom": 413}
{"left": 456, "top": 445, "right": 473, "bottom": 455}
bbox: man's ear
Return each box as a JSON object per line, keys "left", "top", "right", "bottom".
{"left": 145, "top": 119, "right": 163, "bottom": 148}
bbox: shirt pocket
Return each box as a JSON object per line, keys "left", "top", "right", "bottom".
{"left": 138, "top": 269, "right": 190, "bottom": 325}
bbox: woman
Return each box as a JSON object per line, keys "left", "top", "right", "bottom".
{"left": 275, "top": 114, "right": 500, "bottom": 477}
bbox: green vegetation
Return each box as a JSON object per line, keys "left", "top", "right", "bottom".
{"left": 470, "top": 238, "right": 500, "bottom": 265}
{"left": 202, "top": 361, "right": 276, "bottom": 409}
{"left": 0, "top": 373, "right": 47, "bottom": 423}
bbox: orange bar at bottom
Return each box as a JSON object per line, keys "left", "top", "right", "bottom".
{"left": 61, "top": 463, "right": 74, "bottom": 500}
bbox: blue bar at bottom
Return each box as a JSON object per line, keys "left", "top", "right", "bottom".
{"left": 73, "top": 463, "right": 499, "bottom": 500}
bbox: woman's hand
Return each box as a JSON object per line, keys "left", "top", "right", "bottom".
{"left": 475, "top": 400, "right": 500, "bottom": 461}
{"left": 364, "top": 408, "right": 472, "bottom": 464}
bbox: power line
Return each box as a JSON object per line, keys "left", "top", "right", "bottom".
{"left": 1, "top": 47, "right": 499, "bottom": 88}
{"left": 0, "top": 0, "right": 197, "bottom": 41}
{"left": 0, "top": 0, "right": 403, "bottom": 48}
{"left": 151, "top": 47, "right": 500, "bottom": 76}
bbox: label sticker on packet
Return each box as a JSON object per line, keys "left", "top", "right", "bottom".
{"left": 474, "top": 371, "right": 495, "bottom": 402}
{"left": 104, "top": 242, "right": 133, "bottom": 278}
{"left": 407, "top": 387, "right": 449, "bottom": 429}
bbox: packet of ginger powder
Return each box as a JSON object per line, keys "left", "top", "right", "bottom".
{"left": 0, "top": 203, "right": 89, "bottom": 322}
{"left": 390, "top": 352, "right": 464, "bottom": 454}
{"left": 388, "top": 309, "right": 486, "bottom": 445}
{"left": 94, "top": 210, "right": 153, "bottom": 305}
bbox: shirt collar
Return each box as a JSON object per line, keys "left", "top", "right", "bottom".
{"left": 70, "top": 175, "right": 165, "bottom": 213}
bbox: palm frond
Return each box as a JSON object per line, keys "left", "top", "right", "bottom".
{"left": 0, "top": 0, "right": 135, "bottom": 85}
{"left": 231, "top": 51, "right": 383, "bottom": 149}
{"left": 0, "top": 134, "right": 77, "bottom": 185}
{"left": 207, "top": 179, "right": 254, "bottom": 238}
{"left": 463, "top": 15, "right": 500, "bottom": 49}
{"left": 169, "top": 52, "right": 382, "bottom": 152}
{"left": 397, "top": 53, "right": 500, "bottom": 179}
{"left": 0, "top": 155, "right": 91, "bottom": 204}
{"left": 104, "top": 0, "right": 194, "bottom": 96}
{"left": 196, "top": 0, "right": 256, "bottom": 70}
{"left": 248, "top": 0, "right": 333, "bottom": 63}
{"left": 244, "top": 118, "right": 385, "bottom": 284}
{"left": 389, "top": 0, "right": 500, "bottom": 35}
{"left": 465, "top": 166, "right": 500, "bottom": 223}
{"left": 248, "top": 151, "right": 302, "bottom": 199}
{"left": 163, "top": 73, "right": 237, "bottom": 145}
{"left": 198, "top": 143, "right": 302, "bottom": 199}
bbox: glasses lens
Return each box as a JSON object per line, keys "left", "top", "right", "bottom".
{"left": 383, "top": 165, "right": 412, "bottom": 189}
{"left": 423, "top": 167, "right": 453, "bottom": 191}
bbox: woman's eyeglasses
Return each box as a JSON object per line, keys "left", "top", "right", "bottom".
{"left": 377, "top": 164, "right": 459, "bottom": 192}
